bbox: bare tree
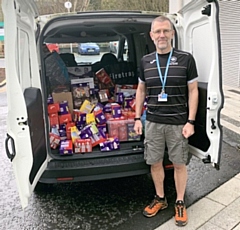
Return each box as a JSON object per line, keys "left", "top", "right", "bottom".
{"left": 35, "top": 0, "right": 168, "bottom": 15}
{"left": 100, "top": 0, "right": 168, "bottom": 12}
{"left": 36, "top": 0, "right": 91, "bottom": 15}
{"left": 0, "top": 0, "right": 169, "bottom": 19}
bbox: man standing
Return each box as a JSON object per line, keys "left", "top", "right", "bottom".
{"left": 134, "top": 15, "right": 198, "bottom": 226}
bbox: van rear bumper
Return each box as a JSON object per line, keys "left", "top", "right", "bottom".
{"left": 39, "top": 153, "right": 150, "bottom": 183}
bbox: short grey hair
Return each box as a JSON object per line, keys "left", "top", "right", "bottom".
{"left": 151, "top": 15, "right": 173, "bottom": 31}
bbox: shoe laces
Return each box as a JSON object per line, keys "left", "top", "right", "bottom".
{"left": 149, "top": 196, "right": 161, "bottom": 209}
{"left": 176, "top": 201, "right": 185, "bottom": 217}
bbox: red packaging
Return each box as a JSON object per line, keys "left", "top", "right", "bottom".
{"left": 107, "top": 117, "right": 127, "bottom": 141}
{"left": 74, "top": 139, "right": 92, "bottom": 153}
{"left": 121, "top": 108, "right": 132, "bottom": 119}
{"left": 66, "top": 122, "right": 76, "bottom": 140}
{"left": 104, "top": 113, "right": 112, "bottom": 120}
{"left": 48, "top": 103, "right": 60, "bottom": 114}
{"left": 73, "top": 109, "right": 81, "bottom": 122}
{"left": 108, "top": 127, "right": 118, "bottom": 139}
{"left": 95, "top": 68, "right": 113, "bottom": 85}
{"left": 118, "top": 124, "right": 128, "bottom": 141}
{"left": 59, "top": 113, "right": 72, "bottom": 125}
{"left": 126, "top": 111, "right": 136, "bottom": 119}
{"left": 129, "top": 98, "right": 145, "bottom": 114}
{"left": 49, "top": 113, "right": 59, "bottom": 128}
{"left": 129, "top": 98, "right": 136, "bottom": 111}
{"left": 49, "top": 132, "right": 61, "bottom": 149}
{"left": 90, "top": 132, "right": 106, "bottom": 147}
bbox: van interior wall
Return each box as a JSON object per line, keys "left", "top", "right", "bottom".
{"left": 188, "top": 82, "right": 210, "bottom": 152}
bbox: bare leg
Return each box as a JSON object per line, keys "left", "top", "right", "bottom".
{"left": 151, "top": 161, "right": 165, "bottom": 197}
{"left": 174, "top": 164, "right": 187, "bottom": 201}
{"left": 143, "top": 160, "right": 168, "bottom": 218}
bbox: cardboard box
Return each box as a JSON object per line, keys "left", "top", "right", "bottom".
{"left": 52, "top": 92, "right": 74, "bottom": 113}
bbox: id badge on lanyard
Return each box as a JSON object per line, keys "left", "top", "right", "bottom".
{"left": 156, "top": 49, "right": 173, "bottom": 103}
{"left": 158, "top": 91, "right": 168, "bottom": 102}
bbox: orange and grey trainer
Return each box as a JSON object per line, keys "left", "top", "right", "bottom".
{"left": 143, "top": 195, "right": 168, "bottom": 217}
{"left": 175, "top": 200, "right": 188, "bottom": 226}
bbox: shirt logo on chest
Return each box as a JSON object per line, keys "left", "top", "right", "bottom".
{"left": 170, "top": 56, "right": 178, "bottom": 65}
{"left": 150, "top": 59, "right": 156, "bottom": 64}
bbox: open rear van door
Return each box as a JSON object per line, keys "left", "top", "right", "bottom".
{"left": 176, "top": 0, "right": 223, "bottom": 169}
{"left": 2, "top": 0, "right": 48, "bottom": 209}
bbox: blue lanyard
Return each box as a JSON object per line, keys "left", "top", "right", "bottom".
{"left": 155, "top": 49, "right": 173, "bottom": 93}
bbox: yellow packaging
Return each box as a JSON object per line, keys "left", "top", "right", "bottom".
{"left": 86, "top": 113, "right": 95, "bottom": 124}
{"left": 79, "top": 100, "right": 95, "bottom": 114}
{"left": 70, "top": 126, "right": 80, "bottom": 143}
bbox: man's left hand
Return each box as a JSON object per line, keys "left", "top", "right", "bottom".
{"left": 182, "top": 123, "right": 195, "bottom": 138}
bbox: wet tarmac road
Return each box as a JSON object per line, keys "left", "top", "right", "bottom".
{"left": 0, "top": 91, "right": 240, "bottom": 230}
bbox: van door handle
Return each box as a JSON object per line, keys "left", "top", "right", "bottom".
{"left": 5, "top": 134, "right": 16, "bottom": 161}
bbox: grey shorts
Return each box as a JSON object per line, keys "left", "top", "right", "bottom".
{"left": 144, "top": 120, "right": 189, "bottom": 165}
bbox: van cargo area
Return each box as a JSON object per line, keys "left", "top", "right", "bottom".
{"left": 38, "top": 13, "right": 160, "bottom": 183}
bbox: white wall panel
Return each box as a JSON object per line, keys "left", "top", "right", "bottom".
{"left": 219, "top": 0, "right": 240, "bottom": 87}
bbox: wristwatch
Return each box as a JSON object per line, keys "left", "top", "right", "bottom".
{"left": 134, "top": 117, "right": 141, "bottom": 121}
{"left": 187, "top": 119, "right": 195, "bottom": 125}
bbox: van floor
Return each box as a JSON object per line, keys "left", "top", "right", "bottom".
{"left": 50, "top": 140, "right": 144, "bottom": 159}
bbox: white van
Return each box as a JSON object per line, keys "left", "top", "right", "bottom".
{"left": 2, "top": 0, "right": 224, "bottom": 209}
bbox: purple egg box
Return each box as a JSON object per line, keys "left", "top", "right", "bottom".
{"left": 115, "top": 92, "right": 124, "bottom": 104}
{"left": 79, "top": 125, "right": 93, "bottom": 139}
{"left": 99, "top": 137, "right": 120, "bottom": 152}
{"left": 103, "top": 103, "right": 112, "bottom": 113}
{"left": 47, "top": 95, "right": 54, "bottom": 104}
{"left": 124, "top": 97, "right": 133, "bottom": 109}
{"left": 111, "top": 104, "right": 122, "bottom": 118}
{"left": 97, "top": 124, "right": 107, "bottom": 135}
{"left": 76, "top": 122, "right": 85, "bottom": 131}
{"left": 95, "top": 110, "right": 107, "bottom": 125}
{"left": 59, "top": 140, "right": 73, "bottom": 155}
{"left": 59, "top": 101, "right": 69, "bottom": 115}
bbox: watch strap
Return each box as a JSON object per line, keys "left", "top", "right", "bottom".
{"left": 187, "top": 119, "right": 195, "bottom": 125}
{"left": 134, "top": 117, "right": 141, "bottom": 121}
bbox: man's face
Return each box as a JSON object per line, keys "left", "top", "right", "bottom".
{"left": 150, "top": 20, "right": 174, "bottom": 53}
